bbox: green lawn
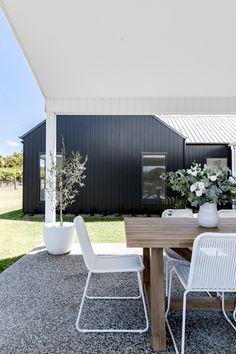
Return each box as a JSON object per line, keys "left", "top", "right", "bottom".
{"left": 0, "top": 189, "right": 125, "bottom": 272}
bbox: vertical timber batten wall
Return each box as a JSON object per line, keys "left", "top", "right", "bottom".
{"left": 185, "top": 144, "right": 231, "bottom": 168}
{"left": 23, "top": 122, "right": 46, "bottom": 214}
{"left": 22, "top": 115, "right": 185, "bottom": 214}
{"left": 22, "top": 115, "right": 231, "bottom": 215}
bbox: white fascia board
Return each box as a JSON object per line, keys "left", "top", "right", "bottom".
{"left": 46, "top": 97, "right": 236, "bottom": 115}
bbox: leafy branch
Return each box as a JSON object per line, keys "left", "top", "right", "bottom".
{"left": 46, "top": 137, "right": 87, "bottom": 226}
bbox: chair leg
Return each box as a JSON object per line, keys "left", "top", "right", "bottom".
{"left": 165, "top": 269, "right": 189, "bottom": 354}
{"left": 221, "top": 292, "right": 236, "bottom": 331}
{"left": 165, "top": 268, "right": 179, "bottom": 354}
{"left": 76, "top": 271, "right": 92, "bottom": 332}
{"left": 181, "top": 292, "right": 188, "bottom": 354}
{"left": 85, "top": 272, "right": 141, "bottom": 300}
{"left": 165, "top": 268, "right": 173, "bottom": 319}
{"left": 76, "top": 271, "right": 149, "bottom": 333}
{"left": 137, "top": 271, "right": 149, "bottom": 332}
{"left": 233, "top": 306, "right": 236, "bottom": 322}
{"left": 165, "top": 259, "right": 172, "bottom": 297}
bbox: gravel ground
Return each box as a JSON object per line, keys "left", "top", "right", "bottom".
{"left": 0, "top": 245, "right": 235, "bottom": 354}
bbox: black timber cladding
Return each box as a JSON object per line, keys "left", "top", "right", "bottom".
{"left": 22, "top": 115, "right": 185, "bottom": 214}
{"left": 22, "top": 115, "right": 231, "bottom": 215}
{"left": 185, "top": 144, "right": 231, "bottom": 168}
{"left": 22, "top": 121, "right": 46, "bottom": 214}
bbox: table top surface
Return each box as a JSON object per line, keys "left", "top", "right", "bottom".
{"left": 124, "top": 217, "right": 236, "bottom": 248}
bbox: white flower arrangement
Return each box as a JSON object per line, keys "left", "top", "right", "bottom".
{"left": 161, "top": 162, "right": 236, "bottom": 207}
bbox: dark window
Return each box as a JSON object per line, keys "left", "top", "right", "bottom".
{"left": 142, "top": 153, "right": 166, "bottom": 202}
{"left": 39, "top": 154, "right": 62, "bottom": 202}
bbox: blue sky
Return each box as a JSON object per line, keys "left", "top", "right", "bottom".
{"left": 0, "top": 10, "right": 45, "bottom": 156}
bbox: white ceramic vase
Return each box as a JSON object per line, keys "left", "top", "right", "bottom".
{"left": 197, "top": 202, "right": 219, "bottom": 228}
{"left": 43, "top": 222, "right": 74, "bottom": 255}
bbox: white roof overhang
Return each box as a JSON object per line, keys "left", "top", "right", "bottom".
{"left": 1, "top": 0, "right": 236, "bottom": 115}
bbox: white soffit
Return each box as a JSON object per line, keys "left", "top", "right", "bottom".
{"left": 1, "top": 0, "right": 236, "bottom": 114}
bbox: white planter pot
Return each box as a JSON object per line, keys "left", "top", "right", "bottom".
{"left": 43, "top": 222, "right": 74, "bottom": 255}
{"left": 197, "top": 203, "right": 219, "bottom": 228}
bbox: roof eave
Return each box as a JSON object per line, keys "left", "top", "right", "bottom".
{"left": 20, "top": 120, "right": 45, "bottom": 140}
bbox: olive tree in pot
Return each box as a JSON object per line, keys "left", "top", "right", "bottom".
{"left": 43, "top": 138, "right": 87, "bottom": 255}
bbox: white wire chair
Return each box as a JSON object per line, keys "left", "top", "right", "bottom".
{"left": 162, "top": 209, "right": 194, "bottom": 296}
{"left": 166, "top": 232, "right": 236, "bottom": 354}
{"left": 218, "top": 209, "right": 236, "bottom": 301}
{"left": 74, "top": 216, "right": 149, "bottom": 333}
{"left": 218, "top": 209, "right": 236, "bottom": 218}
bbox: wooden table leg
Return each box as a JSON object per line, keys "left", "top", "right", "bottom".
{"left": 142, "top": 248, "right": 150, "bottom": 309}
{"left": 143, "top": 248, "right": 150, "bottom": 284}
{"left": 151, "top": 248, "right": 166, "bottom": 352}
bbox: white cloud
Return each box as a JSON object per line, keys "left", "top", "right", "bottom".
{"left": 7, "top": 139, "right": 20, "bottom": 147}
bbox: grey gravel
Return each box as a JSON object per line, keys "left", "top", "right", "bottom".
{"left": 0, "top": 246, "right": 236, "bottom": 354}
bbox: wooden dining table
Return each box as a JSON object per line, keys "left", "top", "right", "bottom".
{"left": 124, "top": 217, "right": 236, "bottom": 352}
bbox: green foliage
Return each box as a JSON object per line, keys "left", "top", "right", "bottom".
{"left": 164, "top": 196, "right": 188, "bottom": 209}
{"left": 0, "top": 255, "right": 23, "bottom": 272}
{"left": 161, "top": 162, "right": 236, "bottom": 207}
{"left": 47, "top": 137, "right": 87, "bottom": 225}
{"left": 0, "top": 156, "right": 5, "bottom": 168}
{"left": 0, "top": 152, "right": 23, "bottom": 181}
{"left": 0, "top": 167, "right": 22, "bottom": 182}
{"left": 1, "top": 152, "right": 23, "bottom": 168}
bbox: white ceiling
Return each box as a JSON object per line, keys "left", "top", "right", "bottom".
{"left": 1, "top": 0, "right": 236, "bottom": 101}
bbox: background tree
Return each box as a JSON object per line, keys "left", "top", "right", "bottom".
{"left": 4, "top": 152, "right": 23, "bottom": 168}
{"left": 0, "top": 156, "right": 5, "bottom": 168}
{"left": 0, "top": 152, "right": 23, "bottom": 187}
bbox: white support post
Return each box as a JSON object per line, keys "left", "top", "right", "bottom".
{"left": 45, "top": 112, "right": 57, "bottom": 223}
{"left": 230, "top": 144, "right": 236, "bottom": 177}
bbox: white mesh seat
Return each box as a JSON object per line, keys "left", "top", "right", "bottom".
{"left": 166, "top": 232, "right": 236, "bottom": 354}
{"left": 91, "top": 254, "right": 144, "bottom": 273}
{"left": 74, "top": 216, "right": 149, "bottom": 333}
{"left": 218, "top": 210, "right": 236, "bottom": 302}
{"left": 162, "top": 209, "right": 194, "bottom": 295}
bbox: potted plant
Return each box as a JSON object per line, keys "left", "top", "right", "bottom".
{"left": 43, "top": 138, "right": 87, "bottom": 254}
{"left": 161, "top": 162, "right": 236, "bottom": 227}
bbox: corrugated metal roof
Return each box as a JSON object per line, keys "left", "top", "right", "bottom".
{"left": 158, "top": 115, "right": 236, "bottom": 144}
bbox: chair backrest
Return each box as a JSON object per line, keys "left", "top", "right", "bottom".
{"left": 74, "top": 216, "right": 96, "bottom": 270}
{"left": 162, "top": 209, "right": 194, "bottom": 218}
{"left": 218, "top": 209, "right": 236, "bottom": 218}
{"left": 188, "top": 233, "right": 236, "bottom": 291}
